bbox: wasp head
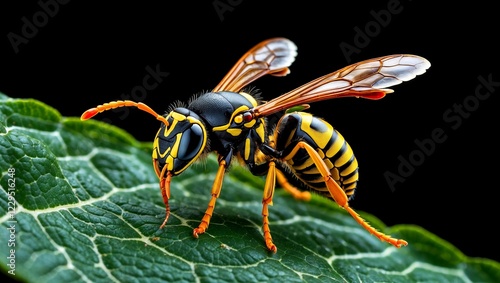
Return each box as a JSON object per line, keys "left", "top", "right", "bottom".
{"left": 152, "top": 107, "right": 207, "bottom": 178}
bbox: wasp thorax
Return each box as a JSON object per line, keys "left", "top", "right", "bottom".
{"left": 152, "top": 107, "right": 207, "bottom": 177}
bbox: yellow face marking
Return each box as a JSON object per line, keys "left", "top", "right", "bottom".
{"left": 187, "top": 116, "right": 201, "bottom": 124}
{"left": 170, "top": 133, "right": 182, "bottom": 158}
{"left": 153, "top": 127, "right": 173, "bottom": 159}
{"left": 163, "top": 117, "right": 178, "bottom": 137}
{"left": 166, "top": 156, "right": 174, "bottom": 171}
{"left": 170, "top": 111, "right": 187, "bottom": 121}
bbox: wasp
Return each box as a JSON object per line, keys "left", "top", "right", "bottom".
{"left": 81, "top": 38, "right": 430, "bottom": 253}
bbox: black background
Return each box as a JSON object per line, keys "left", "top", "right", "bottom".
{"left": 1, "top": 0, "right": 498, "bottom": 267}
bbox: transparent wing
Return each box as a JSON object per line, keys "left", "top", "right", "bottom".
{"left": 212, "top": 38, "right": 298, "bottom": 93}
{"left": 252, "top": 54, "right": 431, "bottom": 118}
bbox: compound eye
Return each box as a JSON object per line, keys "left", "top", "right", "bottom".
{"left": 178, "top": 124, "right": 204, "bottom": 161}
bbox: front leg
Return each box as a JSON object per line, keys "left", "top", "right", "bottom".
{"left": 262, "top": 161, "right": 278, "bottom": 253}
{"left": 193, "top": 155, "right": 228, "bottom": 238}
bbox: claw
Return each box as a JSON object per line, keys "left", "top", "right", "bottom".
{"left": 193, "top": 227, "right": 205, "bottom": 238}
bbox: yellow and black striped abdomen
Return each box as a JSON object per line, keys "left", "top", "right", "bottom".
{"left": 275, "top": 112, "right": 359, "bottom": 199}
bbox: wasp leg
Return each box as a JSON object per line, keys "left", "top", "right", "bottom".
{"left": 287, "top": 141, "right": 408, "bottom": 248}
{"left": 193, "top": 158, "right": 227, "bottom": 238}
{"left": 262, "top": 161, "right": 278, "bottom": 253}
{"left": 159, "top": 166, "right": 172, "bottom": 229}
{"left": 261, "top": 145, "right": 311, "bottom": 202}
{"left": 276, "top": 169, "right": 311, "bottom": 201}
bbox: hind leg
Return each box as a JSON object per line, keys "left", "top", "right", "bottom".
{"left": 276, "top": 169, "right": 311, "bottom": 201}
{"left": 282, "top": 141, "right": 408, "bottom": 248}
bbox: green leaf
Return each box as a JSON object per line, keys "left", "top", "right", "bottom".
{"left": 1, "top": 93, "right": 499, "bottom": 283}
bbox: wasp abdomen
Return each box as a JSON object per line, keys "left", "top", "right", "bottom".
{"left": 275, "top": 112, "right": 359, "bottom": 199}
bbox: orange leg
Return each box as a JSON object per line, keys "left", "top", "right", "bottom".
{"left": 276, "top": 169, "right": 311, "bottom": 201}
{"left": 159, "top": 166, "right": 172, "bottom": 229}
{"left": 262, "top": 161, "right": 278, "bottom": 253}
{"left": 286, "top": 141, "right": 408, "bottom": 248}
{"left": 192, "top": 158, "right": 226, "bottom": 238}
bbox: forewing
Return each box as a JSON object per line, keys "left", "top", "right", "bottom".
{"left": 212, "top": 38, "right": 298, "bottom": 93}
{"left": 252, "top": 54, "right": 431, "bottom": 117}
